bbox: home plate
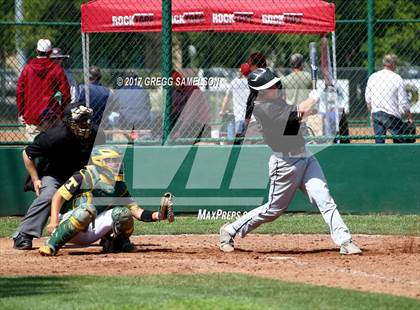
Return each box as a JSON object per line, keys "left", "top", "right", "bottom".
{"left": 266, "top": 256, "right": 297, "bottom": 261}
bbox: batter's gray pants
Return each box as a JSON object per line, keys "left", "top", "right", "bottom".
{"left": 230, "top": 154, "right": 352, "bottom": 246}
{"left": 13, "top": 175, "right": 65, "bottom": 238}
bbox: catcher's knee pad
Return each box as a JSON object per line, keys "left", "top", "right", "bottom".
{"left": 111, "top": 207, "right": 134, "bottom": 238}
{"left": 70, "top": 204, "right": 97, "bottom": 232}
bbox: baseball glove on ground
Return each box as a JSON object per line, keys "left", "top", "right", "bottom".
{"left": 159, "top": 192, "right": 174, "bottom": 222}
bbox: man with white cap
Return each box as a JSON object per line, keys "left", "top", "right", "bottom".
{"left": 50, "top": 47, "right": 79, "bottom": 104}
{"left": 16, "top": 39, "right": 70, "bottom": 140}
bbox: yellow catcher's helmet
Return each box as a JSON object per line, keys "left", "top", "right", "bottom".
{"left": 90, "top": 145, "right": 122, "bottom": 177}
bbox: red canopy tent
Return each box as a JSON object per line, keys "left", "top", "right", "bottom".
{"left": 80, "top": 0, "right": 337, "bottom": 109}
{"left": 81, "top": 0, "right": 335, "bottom": 34}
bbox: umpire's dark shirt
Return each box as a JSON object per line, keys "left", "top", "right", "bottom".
{"left": 25, "top": 122, "right": 105, "bottom": 180}
{"left": 253, "top": 98, "right": 305, "bottom": 154}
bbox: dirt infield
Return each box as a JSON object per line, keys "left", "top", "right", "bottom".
{"left": 1, "top": 234, "right": 419, "bottom": 299}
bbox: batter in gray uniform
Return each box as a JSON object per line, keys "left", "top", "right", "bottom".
{"left": 219, "top": 68, "right": 362, "bottom": 255}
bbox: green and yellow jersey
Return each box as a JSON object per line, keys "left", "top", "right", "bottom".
{"left": 57, "top": 165, "right": 140, "bottom": 215}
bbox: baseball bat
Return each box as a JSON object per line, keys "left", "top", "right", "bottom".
{"left": 320, "top": 36, "right": 334, "bottom": 88}
{"left": 309, "top": 42, "right": 318, "bottom": 90}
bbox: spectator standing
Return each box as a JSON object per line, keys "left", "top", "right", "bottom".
{"left": 318, "top": 84, "right": 350, "bottom": 142}
{"left": 16, "top": 39, "right": 70, "bottom": 141}
{"left": 79, "top": 66, "right": 111, "bottom": 127}
{"left": 365, "top": 54, "right": 413, "bottom": 143}
{"left": 171, "top": 70, "right": 211, "bottom": 143}
{"left": 281, "top": 53, "right": 322, "bottom": 136}
{"left": 281, "top": 53, "right": 312, "bottom": 105}
{"left": 109, "top": 72, "right": 152, "bottom": 131}
{"left": 247, "top": 52, "right": 267, "bottom": 71}
{"left": 12, "top": 104, "right": 104, "bottom": 250}
{"left": 233, "top": 52, "right": 269, "bottom": 144}
{"left": 219, "top": 63, "right": 251, "bottom": 137}
{"left": 50, "top": 47, "right": 79, "bottom": 104}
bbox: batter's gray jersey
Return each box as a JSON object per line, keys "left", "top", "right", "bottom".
{"left": 228, "top": 98, "right": 352, "bottom": 246}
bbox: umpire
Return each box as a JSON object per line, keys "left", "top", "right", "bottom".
{"left": 12, "top": 104, "right": 105, "bottom": 250}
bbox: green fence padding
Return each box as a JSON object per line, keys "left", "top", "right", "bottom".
{"left": 1, "top": 145, "right": 419, "bottom": 216}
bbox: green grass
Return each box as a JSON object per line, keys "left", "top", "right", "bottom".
{"left": 0, "top": 274, "right": 419, "bottom": 310}
{"left": 1, "top": 214, "right": 419, "bottom": 238}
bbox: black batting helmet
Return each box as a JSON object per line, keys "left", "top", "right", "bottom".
{"left": 248, "top": 68, "right": 282, "bottom": 90}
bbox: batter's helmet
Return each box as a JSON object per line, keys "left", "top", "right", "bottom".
{"left": 248, "top": 68, "right": 282, "bottom": 91}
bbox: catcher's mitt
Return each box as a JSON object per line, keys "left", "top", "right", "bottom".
{"left": 159, "top": 192, "right": 174, "bottom": 223}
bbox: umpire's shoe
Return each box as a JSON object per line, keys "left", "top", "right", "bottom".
{"left": 219, "top": 224, "right": 235, "bottom": 253}
{"left": 13, "top": 232, "right": 33, "bottom": 250}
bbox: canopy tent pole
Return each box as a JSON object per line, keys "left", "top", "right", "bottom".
{"left": 81, "top": 32, "right": 90, "bottom": 108}
{"left": 331, "top": 32, "right": 339, "bottom": 135}
{"left": 331, "top": 31, "right": 337, "bottom": 81}
{"left": 162, "top": 0, "right": 173, "bottom": 145}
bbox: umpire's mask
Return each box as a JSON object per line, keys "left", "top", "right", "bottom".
{"left": 64, "top": 104, "right": 93, "bottom": 139}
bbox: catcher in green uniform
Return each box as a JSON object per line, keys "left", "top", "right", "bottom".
{"left": 39, "top": 145, "right": 174, "bottom": 256}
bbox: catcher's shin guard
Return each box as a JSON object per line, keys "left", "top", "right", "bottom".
{"left": 42, "top": 219, "right": 79, "bottom": 255}
{"left": 42, "top": 204, "right": 96, "bottom": 256}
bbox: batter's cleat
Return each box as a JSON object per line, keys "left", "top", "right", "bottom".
{"left": 13, "top": 232, "right": 33, "bottom": 250}
{"left": 340, "top": 240, "right": 362, "bottom": 255}
{"left": 219, "top": 224, "right": 235, "bottom": 253}
{"left": 38, "top": 245, "right": 54, "bottom": 256}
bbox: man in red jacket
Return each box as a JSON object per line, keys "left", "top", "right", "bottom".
{"left": 16, "top": 39, "right": 70, "bottom": 141}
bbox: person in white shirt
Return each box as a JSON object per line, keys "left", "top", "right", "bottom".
{"left": 219, "top": 63, "right": 251, "bottom": 136}
{"left": 365, "top": 54, "right": 413, "bottom": 143}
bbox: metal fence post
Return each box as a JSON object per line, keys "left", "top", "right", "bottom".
{"left": 162, "top": 0, "right": 172, "bottom": 145}
{"left": 367, "top": 0, "right": 375, "bottom": 76}
{"left": 15, "top": 0, "right": 24, "bottom": 72}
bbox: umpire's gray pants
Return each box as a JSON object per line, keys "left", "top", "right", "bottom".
{"left": 230, "top": 154, "right": 352, "bottom": 246}
{"left": 13, "top": 176, "right": 64, "bottom": 238}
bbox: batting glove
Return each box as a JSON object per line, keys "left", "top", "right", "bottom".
{"left": 309, "top": 89, "right": 321, "bottom": 103}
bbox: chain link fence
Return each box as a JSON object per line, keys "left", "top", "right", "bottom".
{"left": 0, "top": 0, "right": 419, "bottom": 144}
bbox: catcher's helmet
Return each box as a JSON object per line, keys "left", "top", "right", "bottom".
{"left": 248, "top": 68, "right": 282, "bottom": 91}
{"left": 63, "top": 104, "right": 93, "bottom": 139}
{"left": 91, "top": 145, "right": 123, "bottom": 179}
